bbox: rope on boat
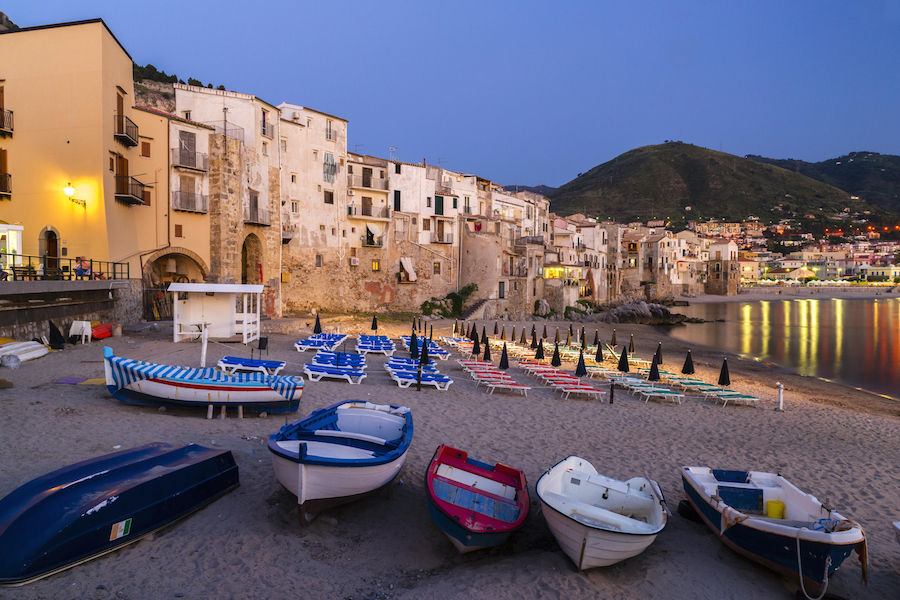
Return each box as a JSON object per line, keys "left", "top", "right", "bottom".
{"left": 796, "top": 527, "right": 832, "bottom": 600}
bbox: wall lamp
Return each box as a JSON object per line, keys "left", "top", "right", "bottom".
{"left": 64, "top": 182, "right": 86, "bottom": 208}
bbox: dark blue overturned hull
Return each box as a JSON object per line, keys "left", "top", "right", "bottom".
{"left": 0, "top": 443, "right": 238, "bottom": 585}
{"left": 426, "top": 495, "right": 512, "bottom": 551}
{"left": 682, "top": 473, "right": 860, "bottom": 592}
{"left": 107, "top": 385, "right": 301, "bottom": 414}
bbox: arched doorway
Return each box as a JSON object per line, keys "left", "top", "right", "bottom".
{"left": 140, "top": 247, "right": 210, "bottom": 321}
{"left": 39, "top": 226, "right": 60, "bottom": 271}
{"left": 241, "top": 233, "right": 263, "bottom": 284}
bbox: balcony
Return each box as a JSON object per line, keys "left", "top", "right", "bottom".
{"left": 0, "top": 173, "right": 10, "bottom": 198}
{"left": 0, "top": 109, "right": 12, "bottom": 136}
{"left": 113, "top": 114, "right": 139, "bottom": 147}
{"left": 347, "top": 203, "right": 391, "bottom": 220}
{"left": 361, "top": 235, "right": 384, "bottom": 248}
{"left": 244, "top": 205, "right": 271, "bottom": 226}
{"left": 347, "top": 174, "right": 388, "bottom": 191}
{"left": 435, "top": 182, "right": 453, "bottom": 195}
{"left": 172, "top": 191, "right": 209, "bottom": 213}
{"left": 430, "top": 232, "right": 454, "bottom": 244}
{"left": 171, "top": 148, "right": 209, "bottom": 172}
{"left": 515, "top": 235, "right": 545, "bottom": 246}
{"left": 282, "top": 222, "right": 297, "bottom": 243}
{"left": 261, "top": 121, "right": 275, "bottom": 138}
{"left": 114, "top": 175, "right": 145, "bottom": 205}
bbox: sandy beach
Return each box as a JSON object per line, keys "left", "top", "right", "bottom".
{"left": 0, "top": 317, "right": 897, "bottom": 600}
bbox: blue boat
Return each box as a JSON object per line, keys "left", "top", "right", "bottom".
{"left": 268, "top": 401, "right": 413, "bottom": 523}
{"left": 0, "top": 443, "right": 238, "bottom": 585}
{"left": 682, "top": 466, "right": 867, "bottom": 596}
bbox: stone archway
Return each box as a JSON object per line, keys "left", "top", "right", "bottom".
{"left": 141, "top": 246, "right": 209, "bottom": 285}
{"left": 38, "top": 225, "right": 61, "bottom": 269}
{"left": 241, "top": 233, "right": 263, "bottom": 284}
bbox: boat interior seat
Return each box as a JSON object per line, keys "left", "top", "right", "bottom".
{"left": 436, "top": 464, "right": 515, "bottom": 500}
{"left": 313, "top": 429, "right": 388, "bottom": 446}
{"left": 540, "top": 491, "right": 659, "bottom": 533}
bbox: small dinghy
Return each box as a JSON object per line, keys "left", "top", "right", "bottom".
{"left": 104, "top": 347, "right": 303, "bottom": 414}
{"left": 426, "top": 445, "right": 529, "bottom": 553}
{"left": 681, "top": 466, "right": 867, "bottom": 596}
{"left": 268, "top": 401, "right": 413, "bottom": 523}
{"left": 0, "top": 341, "right": 49, "bottom": 363}
{"left": 536, "top": 456, "right": 667, "bottom": 569}
{"left": 0, "top": 443, "right": 238, "bottom": 585}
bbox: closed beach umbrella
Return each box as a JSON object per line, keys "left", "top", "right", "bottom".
{"left": 531, "top": 324, "right": 537, "bottom": 340}
{"left": 595, "top": 342, "right": 603, "bottom": 363}
{"left": 617, "top": 347, "right": 630, "bottom": 373}
{"left": 535, "top": 339, "right": 545, "bottom": 360}
{"left": 565, "top": 330, "right": 571, "bottom": 347}
{"left": 499, "top": 343, "right": 510, "bottom": 370}
{"left": 551, "top": 343, "right": 562, "bottom": 367}
{"left": 593, "top": 329, "right": 599, "bottom": 347}
{"left": 542, "top": 324, "right": 548, "bottom": 339}
{"left": 419, "top": 338, "right": 430, "bottom": 366}
{"left": 494, "top": 321, "right": 499, "bottom": 335}
{"left": 718, "top": 358, "right": 731, "bottom": 386}
{"left": 410, "top": 332, "right": 419, "bottom": 360}
{"left": 554, "top": 328, "right": 560, "bottom": 344}
{"left": 580, "top": 326, "right": 586, "bottom": 346}
{"left": 472, "top": 335, "right": 481, "bottom": 357}
{"left": 483, "top": 338, "right": 492, "bottom": 362}
{"left": 530, "top": 329, "right": 537, "bottom": 349}
{"left": 581, "top": 327, "right": 587, "bottom": 351}
{"left": 682, "top": 350, "right": 695, "bottom": 375}
{"left": 575, "top": 349, "right": 587, "bottom": 378}
{"left": 629, "top": 334, "right": 635, "bottom": 353}
{"left": 569, "top": 323, "right": 574, "bottom": 337}
{"left": 417, "top": 339, "right": 430, "bottom": 392}
{"left": 611, "top": 329, "right": 617, "bottom": 346}
{"left": 469, "top": 323, "right": 477, "bottom": 341}
{"left": 648, "top": 354, "right": 661, "bottom": 381}
{"left": 519, "top": 328, "right": 526, "bottom": 345}
{"left": 412, "top": 319, "right": 417, "bottom": 333}
{"left": 371, "top": 315, "right": 378, "bottom": 331}
{"left": 655, "top": 342, "right": 663, "bottom": 365}
{"left": 510, "top": 326, "right": 516, "bottom": 343}
{"left": 481, "top": 327, "right": 488, "bottom": 345}
{"left": 429, "top": 325, "right": 434, "bottom": 340}
{"left": 452, "top": 321, "right": 457, "bottom": 335}
{"left": 501, "top": 325, "right": 506, "bottom": 340}
{"left": 313, "top": 314, "right": 322, "bottom": 335}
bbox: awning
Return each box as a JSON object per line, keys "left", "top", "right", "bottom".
{"left": 366, "top": 223, "right": 383, "bottom": 237}
{"left": 399, "top": 257, "right": 417, "bottom": 282}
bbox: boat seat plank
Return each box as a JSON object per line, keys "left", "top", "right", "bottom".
{"left": 313, "top": 429, "right": 388, "bottom": 446}
{"left": 718, "top": 485, "right": 763, "bottom": 513}
{"left": 436, "top": 464, "right": 515, "bottom": 499}
{"left": 432, "top": 478, "right": 519, "bottom": 523}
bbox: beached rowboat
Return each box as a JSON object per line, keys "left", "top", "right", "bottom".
{"left": 0, "top": 443, "right": 238, "bottom": 585}
{"left": 536, "top": 456, "right": 667, "bottom": 569}
{"left": 681, "top": 466, "right": 867, "bottom": 595}
{"left": 104, "top": 347, "right": 302, "bottom": 413}
{"left": 426, "top": 445, "right": 529, "bottom": 553}
{"left": 268, "top": 401, "right": 413, "bottom": 523}
{"left": 0, "top": 341, "right": 49, "bottom": 362}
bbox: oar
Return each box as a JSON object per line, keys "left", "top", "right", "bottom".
{"left": 645, "top": 473, "right": 671, "bottom": 516}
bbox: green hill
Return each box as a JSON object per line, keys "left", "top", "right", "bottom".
{"left": 746, "top": 151, "right": 900, "bottom": 213}
{"left": 547, "top": 142, "right": 877, "bottom": 223}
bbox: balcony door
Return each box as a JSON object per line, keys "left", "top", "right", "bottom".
{"left": 115, "top": 155, "right": 128, "bottom": 193}
{"left": 434, "top": 195, "right": 444, "bottom": 216}
{"left": 179, "top": 174, "right": 195, "bottom": 210}
{"left": 361, "top": 196, "right": 373, "bottom": 216}
{"left": 179, "top": 130, "right": 196, "bottom": 167}
{"left": 436, "top": 219, "right": 445, "bottom": 240}
{"left": 362, "top": 167, "right": 372, "bottom": 188}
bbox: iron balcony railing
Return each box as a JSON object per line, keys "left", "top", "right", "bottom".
{"left": 431, "top": 232, "right": 454, "bottom": 244}
{"left": 114, "top": 114, "right": 139, "bottom": 147}
{"left": 360, "top": 235, "right": 384, "bottom": 248}
{"left": 347, "top": 174, "right": 389, "bottom": 190}
{"left": 515, "top": 235, "right": 545, "bottom": 246}
{"left": 1, "top": 251, "right": 129, "bottom": 281}
{"left": 261, "top": 121, "right": 275, "bottom": 138}
{"left": 244, "top": 205, "right": 271, "bottom": 225}
{"left": 114, "top": 175, "right": 145, "bottom": 205}
{"left": 282, "top": 223, "right": 297, "bottom": 241}
{"left": 0, "top": 173, "right": 10, "bottom": 196}
{"left": 171, "top": 148, "right": 209, "bottom": 171}
{"left": 348, "top": 203, "right": 390, "bottom": 219}
{"left": 0, "top": 109, "right": 12, "bottom": 134}
{"left": 172, "top": 191, "right": 209, "bottom": 213}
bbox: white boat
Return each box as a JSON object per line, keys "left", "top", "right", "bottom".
{"left": 0, "top": 341, "right": 49, "bottom": 362}
{"left": 536, "top": 456, "right": 668, "bottom": 569}
{"left": 893, "top": 521, "right": 900, "bottom": 545}
{"left": 267, "top": 401, "right": 413, "bottom": 523}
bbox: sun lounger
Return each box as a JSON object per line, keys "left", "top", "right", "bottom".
{"left": 637, "top": 389, "right": 684, "bottom": 404}
{"left": 389, "top": 371, "right": 453, "bottom": 391}
{"left": 217, "top": 356, "right": 286, "bottom": 376}
{"left": 706, "top": 391, "right": 760, "bottom": 408}
{"left": 483, "top": 381, "right": 531, "bottom": 396}
{"left": 556, "top": 385, "right": 608, "bottom": 401}
{"left": 303, "top": 364, "right": 366, "bottom": 384}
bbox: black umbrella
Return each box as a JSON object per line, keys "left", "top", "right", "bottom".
{"left": 452, "top": 321, "right": 458, "bottom": 335}
{"left": 471, "top": 334, "right": 481, "bottom": 357}
{"left": 542, "top": 324, "right": 548, "bottom": 339}
{"left": 417, "top": 337, "right": 430, "bottom": 392}
{"left": 628, "top": 333, "right": 635, "bottom": 353}
{"left": 371, "top": 315, "right": 378, "bottom": 331}
{"left": 493, "top": 321, "right": 499, "bottom": 335}
{"left": 418, "top": 317, "right": 424, "bottom": 331}
{"left": 530, "top": 329, "right": 538, "bottom": 349}
{"left": 509, "top": 326, "right": 515, "bottom": 343}
{"left": 565, "top": 330, "right": 571, "bottom": 347}
{"left": 531, "top": 324, "right": 537, "bottom": 340}
{"left": 410, "top": 332, "right": 420, "bottom": 360}
{"left": 648, "top": 354, "right": 661, "bottom": 381}
{"left": 483, "top": 337, "right": 492, "bottom": 362}
{"left": 412, "top": 319, "right": 418, "bottom": 333}
{"left": 520, "top": 328, "right": 527, "bottom": 345}
{"left": 469, "top": 324, "right": 478, "bottom": 342}
{"left": 575, "top": 349, "right": 587, "bottom": 377}
{"left": 481, "top": 326, "right": 488, "bottom": 346}
{"left": 313, "top": 314, "right": 322, "bottom": 335}
{"left": 682, "top": 350, "right": 695, "bottom": 375}
{"left": 718, "top": 358, "right": 731, "bottom": 386}
{"left": 569, "top": 323, "right": 574, "bottom": 337}
{"left": 593, "top": 330, "right": 599, "bottom": 347}
{"left": 551, "top": 343, "right": 562, "bottom": 367}
{"left": 499, "top": 343, "right": 509, "bottom": 370}
{"left": 500, "top": 325, "right": 506, "bottom": 341}
{"left": 617, "top": 347, "right": 630, "bottom": 373}
{"left": 535, "top": 339, "right": 545, "bottom": 360}
{"left": 595, "top": 342, "right": 603, "bottom": 363}
{"left": 611, "top": 328, "right": 617, "bottom": 346}
{"left": 429, "top": 324, "right": 433, "bottom": 340}
{"left": 655, "top": 342, "right": 663, "bottom": 365}
{"left": 554, "top": 328, "right": 560, "bottom": 344}
{"left": 580, "top": 326, "right": 586, "bottom": 347}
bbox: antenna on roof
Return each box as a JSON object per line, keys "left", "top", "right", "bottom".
{"left": 352, "top": 144, "right": 364, "bottom": 154}
{"left": 389, "top": 146, "right": 397, "bottom": 161}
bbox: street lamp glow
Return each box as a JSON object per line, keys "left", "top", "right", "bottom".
{"left": 63, "top": 183, "right": 76, "bottom": 198}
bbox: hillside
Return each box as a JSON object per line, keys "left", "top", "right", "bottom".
{"left": 502, "top": 184, "right": 557, "bottom": 196}
{"left": 547, "top": 142, "right": 878, "bottom": 223}
{"left": 746, "top": 151, "right": 900, "bottom": 213}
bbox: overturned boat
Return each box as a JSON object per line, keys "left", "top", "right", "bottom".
{"left": 0, "top": 443, "right": 238, "bottom": 585}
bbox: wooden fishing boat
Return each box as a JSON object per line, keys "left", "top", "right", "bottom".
{"left": 104, "top": 347, "right": 302, "bottom": 414}
{"left": 425, "top": 445, "right": 529, "bottom": 553}
{"left": 0, "top": 443, "right": 238, "bottom": 585}
{"left": 268, "top": 401, "right": 413, "bottom": 523}
{"left": 536, "top": 456, "right": 667, "bottom": 569}
{"left": 681, "top": 466, "right": 867, "bottom": 596}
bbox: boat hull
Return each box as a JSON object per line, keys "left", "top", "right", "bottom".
{"left": 0, "top": 443, "right": 238, "bottom": 585}
{"left": 681, "top": 468, "right": 864, "bottom": 593}
{"left": 426, "top": 495, "right": 514, "bottom": 553}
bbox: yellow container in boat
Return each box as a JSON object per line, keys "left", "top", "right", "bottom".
{"left": 766, "top": 500, "right": 785, "bottom": 519}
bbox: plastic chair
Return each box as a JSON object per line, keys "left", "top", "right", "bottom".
{"left": 69, "top": 320, "right": 92, "bottom": 344}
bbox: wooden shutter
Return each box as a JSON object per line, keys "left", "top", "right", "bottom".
{"left": 141, "top": 141, "right": 151, "bottom": 157}
{"left": 174, "top": 224, "right": 183, "bottom": 238}
{"left": 0, "top": 148, "right": 7, "bottom": 174}
{"left": 143, "top": 189, "right": 151, "bottom": 205}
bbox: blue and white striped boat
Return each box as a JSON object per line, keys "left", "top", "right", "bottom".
{"left": 104, "top": 347, "right": 302, "bottom": 413}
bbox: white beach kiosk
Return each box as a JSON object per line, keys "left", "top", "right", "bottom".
{"left": 168, "top": 282, "right": 264, "bottom": 344}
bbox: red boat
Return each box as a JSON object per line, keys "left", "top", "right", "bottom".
{"left": 426, "top": 445, "right": 529, "bottom": 553}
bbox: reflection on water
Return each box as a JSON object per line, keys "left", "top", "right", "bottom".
{"left": 669, "top": 298, "right": 900, "bottom": 400}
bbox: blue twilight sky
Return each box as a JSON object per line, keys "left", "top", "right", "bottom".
{"left": 4, "top": 0, "right": 900, "bottom": 186}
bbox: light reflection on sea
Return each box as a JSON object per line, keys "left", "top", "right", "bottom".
{"left": 668, "top": 298, "right": 900, "bottom": 400}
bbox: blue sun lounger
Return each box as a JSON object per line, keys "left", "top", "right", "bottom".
{"left": 302, "top": 363, "right": 367, "bottom": 384}
{"left": 388, "top": 370, "right": 453, "bottom": 390}
{"left": 216, "top": 356, "right": 287, "bottom": 376}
